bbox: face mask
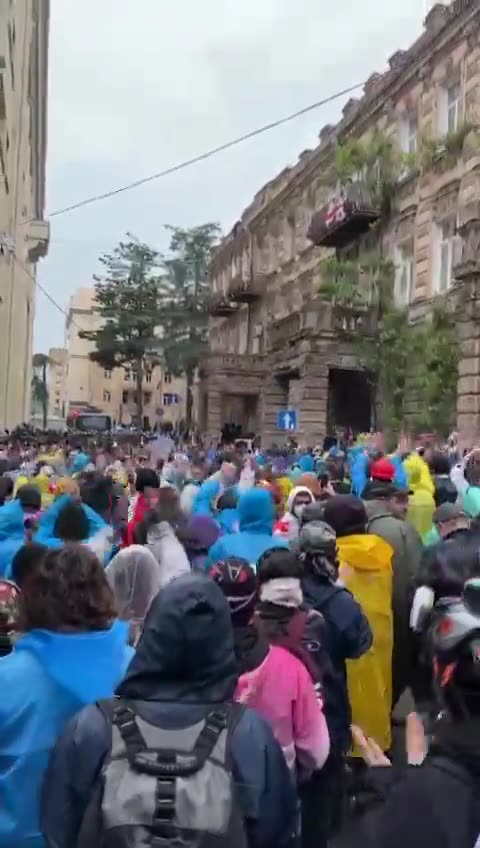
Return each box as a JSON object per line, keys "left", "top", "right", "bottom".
{"left": 293, "top": 503, "right": 306, "bottom": 519}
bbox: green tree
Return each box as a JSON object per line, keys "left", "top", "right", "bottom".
{"left": 31, "top": 353, "right": 50, "bottom": 429}
{"left": 159, "top": 223, "right": 221, "bottom": 429}
{"left": 80, "top": 236, "right": 162, "bottom": 425}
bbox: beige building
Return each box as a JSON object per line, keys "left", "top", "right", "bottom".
{"left": 0, "top": 0, "right": 49, "bottom": 429}
{"left": 199, "top": 0, "right": 480, "bottom": 444}
{"left": 47, "top": 346, "right": 66, "bottom": 418}
{"left": 65, "top": 287, "right": 186, "bottom": 429}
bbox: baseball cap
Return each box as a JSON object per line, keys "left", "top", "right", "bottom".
{"left": 370, "top": 458, "right": 396, "bottom": 482}
{"left": 433, "top": 502, "right": 468, "bottom": 525}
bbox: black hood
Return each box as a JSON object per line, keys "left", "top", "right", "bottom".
{"left": 117, "top": 572, "right": 238, "bottom": 704}
{"left": 362, "top": 480, "right": 393, "bottom": 501}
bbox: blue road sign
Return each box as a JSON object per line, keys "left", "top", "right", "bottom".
{"left": 277, "top": 410, "right": 297, "bottom": 431}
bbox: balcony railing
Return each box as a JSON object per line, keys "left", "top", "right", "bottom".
{"left": 308, "top": 182, "right": 380, "bottom": 248}
{"left": 331, "top": 304, "right": 378, "bottom": 335}
{"left": 208, "top": 292, "right": 239, "bottom": 318}
{"left": 26, "top": 219, "right": 50, "bottom": 262}
{"left": 267, "top": 312, "right": 303, "bottom": 350}
{"left": 228, "top": 272, "right": 263, "bottom": 303}
{"left": 206, "top": 353, "right": 265, "bottom": 373}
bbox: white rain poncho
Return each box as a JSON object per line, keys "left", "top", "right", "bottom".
{"left": 106, "top": 545, "right": 162, "bottom": 646}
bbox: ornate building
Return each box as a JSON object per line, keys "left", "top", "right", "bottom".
{"left": 198, "top": 0, "right": 480, "bottom": 445}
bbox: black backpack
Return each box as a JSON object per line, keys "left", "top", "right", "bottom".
{"left": 77, "top": 700, "right": 248, "bottom": 848}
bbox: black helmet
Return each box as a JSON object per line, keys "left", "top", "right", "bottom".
{"left": 299, "top": 520, "right": 336, "bottom": 559}
{"left": 430, "top": 578, "right": 480, "bottom": 718}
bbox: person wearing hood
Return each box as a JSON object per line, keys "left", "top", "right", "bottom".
{"left": 206, "top": 488, "right": 287, "bottom": 569}
{"left": 216, "top": 489, "right": 240, "bottom": 534}
{"left": 34, "top": 494, "right": 114, "bottom": 565}
{"left": 299, "top": 520, "right": 372, "bottom": 848}
{"left": 178, "top": 514, "right": 221, "bottom": 571}
{"left": 0, "top": 485, "right": 42, "bottom": 578}
{"left": 41, "top": 572, "right": 296, "bottom": 848}
{"left": 406, "top": 463, "right": 435, "bottom": 538}
{"left": 344, "top": 584, "right": 480, "bottom": 848}
{"left": 144, "top": 508, "right": 191, "bottom": 587}
{"left": 124, "top": 468, "right": 160, "bottom": 546}
{"left": 324, "top": 495, "right": 394, "bottom": 754}
{"left": 403, "top": 451, "right": 434, "bottom": 498}
{"left": 0, "top": 544, "right": 132, "bottom": 848}
{"left": 274, "top": 486, "right": 316, "bottom": 541}
{"left": 363, "top": 480, "right": 422, "bottom": 705}
{"left": 179, "top": 463, "right": 204, "bottom": 516}
{"left": 105, "top": 545, "right": 162, "bottom": 646}
{"left": 429, "top": 451, "right": 458, "bottom": 507}
{"left": 211, "top": 557, "right": 329, "bottom": 779}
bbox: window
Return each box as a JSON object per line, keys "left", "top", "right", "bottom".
{"left": 435, "top": 219, "right": 462, "bottom": 293}
{"left": 145, "top": 372, "right": 152, "bottom": 383}
{"left": 144, "top": 391, "right": 152, "bottom": 406}
{"left": 122, "top": 390, "right": 129, "bottom": 404}
{"left": 400, "top": 114, "right": 417, "bottom": 155}
{"left": 123, "top": 368, "right": 130, "bottom": 382}
{"left": 104, "top": 369, "right": 111, "bottom": 380}
{"left": 441, "top": 82, "right": 461, "bottom": 134}
{"left": 131, "top": 369, "right": 137, "bottom": 383}
{"left": 103, "top": 390, "right": 111, "bottom": 403}
{"left": 164, "top": 373, "right": 172, "bottom": 384}
{"left": 394, "top": 241, "right": 415, "bottom": 306}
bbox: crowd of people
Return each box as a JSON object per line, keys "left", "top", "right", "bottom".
{"left": 0, "top": 433, "right": 479, "bottom": 847}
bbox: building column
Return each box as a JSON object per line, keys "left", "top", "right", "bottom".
{"left": 298, "top": 355, "right": 329, "bottom": 446}
{"left": 455, "top": 202, "right": 480, "bottom": 432}
{"left": 262, "top": 375, "right": 288, "bottom": 446}
{"left": 206, "top": 386, "right": 222, "bottom": 442}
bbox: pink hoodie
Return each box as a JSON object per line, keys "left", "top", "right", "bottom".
{"left": 235, "top": 644, "right": 330, "bottom": 773}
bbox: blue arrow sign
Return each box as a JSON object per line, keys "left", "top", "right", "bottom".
{"left": 277, "top": 409, "right": 297, "bottom": 431}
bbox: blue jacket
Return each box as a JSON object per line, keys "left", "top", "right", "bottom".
{"left": 41, "top": 573, "right": 296, "bottom": 848}
{"left": 351, "top": 451, "right": 370, "bottom": 497}
{"left": 34, "top": 496, "right": 113, "bottom": 565}
{"left": 192, "top": 478, "right": 221, "bottom": 516}
{"left": 206, "top": 488, "right": 287, "bottom": 568}
{"left": 217, "top": 507, "right": 239, "bottom": 534}
{"left": 0, "top": 500, "right": 28, "bottom": 578}
{"left": 0, "top": 622, "right": 133, "bottom": 848}
{"left": 302, "top": 575, "right": 372, "bottom": 754}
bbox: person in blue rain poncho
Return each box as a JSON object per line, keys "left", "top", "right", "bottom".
{"left": 34, "top": 494, "right": 114, "bottom": 565}
{"left": 0, "top": 544, "right": 133, "bottom": 848}
{"left": 0, "top": 485, "right": 42, "bottom": 578}
{"left": 205, "top": 487, "right": 287, "bottom": 569}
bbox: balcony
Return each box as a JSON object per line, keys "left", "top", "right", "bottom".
{"left": 308, "top": 182, "right": 380, "bottom": 248}
{"left": 209, "top": 292, "right": 240, "bottom": 317}
{"left": 202, "top": 353, "right": 266, "bottom": 376}
{"left": 25, "top": 219, "right": 50, "bottom": 262}
{"left": 331, "top": 304, "right": 378, "bottom": 336}
{"left": 228, "top": 272, "right": 262, "bottom": 303}
{"left": 267, "top": 312, "right": 303, "bottom": 350}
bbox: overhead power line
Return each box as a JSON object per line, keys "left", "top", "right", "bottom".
{"left": 39, "top": 81, "right": 364, "bottom": 222}
{"left": 13, "top": 253, "right": 86, "bottom": 333}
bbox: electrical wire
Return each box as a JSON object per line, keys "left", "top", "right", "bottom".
{"left": 12, "top": 253, "right": 87, "bottom": 333}
{"left": 28, "top": 80, "right": 364, "bottom": 223}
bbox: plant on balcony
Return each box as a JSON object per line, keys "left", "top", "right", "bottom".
{"left": 334, "top": 131, "right": 415, "bottom": 219}
{"left": 419, "top": 122, "right": 478, "bottom": 171}
{"left": 320, "top": 252, "right": 395, "bottom": 312}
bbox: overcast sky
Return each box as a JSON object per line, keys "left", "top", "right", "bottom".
{"left": 34, "top": 0, "right": 429, "bottom": 352}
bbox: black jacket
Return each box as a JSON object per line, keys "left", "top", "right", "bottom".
{"left": 346, "top": 717, "right": 480, "bottom": 848}
{"left": 302, "top": 575, "right": 372, "bottom": 755}
{"left": 41, "top": 574, "right": 296, "bottom": 848}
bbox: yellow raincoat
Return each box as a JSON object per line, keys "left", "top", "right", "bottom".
{"left": 403, "top": 453, "right": 434, "bottom": 497}
{"left": 406, "top": 464, "right": 435, "bottom": 538}
{"left": 337, "top": 533, "right": 393, "bottom": 754}
{"left": 31, "top": 473, "right": 54, "bottom": 508}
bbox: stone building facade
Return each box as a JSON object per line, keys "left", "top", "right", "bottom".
{"left": 198, "top": 0, "right": 480, "bottom": 445}
{"left": 0, "top": 1, "right": 50, "bottom": 429}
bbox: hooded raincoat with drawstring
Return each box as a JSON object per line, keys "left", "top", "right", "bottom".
{"left": 337, "top": 533, "right": 394, "bottom": 754}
